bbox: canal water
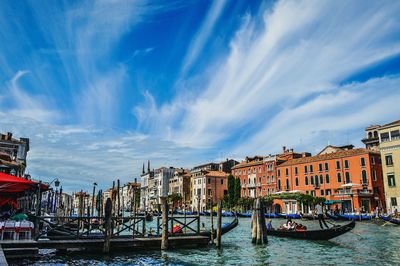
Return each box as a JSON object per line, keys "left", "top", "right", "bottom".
{"left": 11, "top": 217, "right": 400, "bottom": 265}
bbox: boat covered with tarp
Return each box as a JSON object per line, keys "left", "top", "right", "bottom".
{"left": 380, "top": 215, "right": 400, "bottom": 225}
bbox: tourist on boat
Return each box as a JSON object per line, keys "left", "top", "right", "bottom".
{"left": 315, "top": 203, "right": 329, "bottom": 229}
{"left": 266, "top": 219, "right": 273, "bottom": 230}
{"left": 282, "top": 219, "right": 293, "bottom": 230}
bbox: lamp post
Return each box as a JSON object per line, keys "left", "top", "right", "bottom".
{"left": 92, "top": 182, "right": 97, "bottom": 217}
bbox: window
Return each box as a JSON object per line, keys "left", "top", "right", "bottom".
{"left": 362, "top": 170, "right": 368, "bottom": 185}
{"left": 381, "top": 132, "right": 390, "bottom": 142}
{"left": 326, "top": 189, "right": 331, "bottom": 195}
{"left": 337, "top": 173, "right": 342, "bottom": 183}
{"left": 277, "top": 169, "right": 281, "bottom": 177}
{"left": 318, "top": 163, "right": 323, "bottom": 172}
{"left": 253, "top": 167, "right": 256, "bottom": 173}
{"left": 345, "top": 172, "right": 351, "bottom": 183}
{"left": 295, "top": 178, "right": 299, "bottom": 186}
{"left": 294, "top": 167, "right": 298, "bottom": 175}
{"left": 372, "top": 170, "right": 377, "bottom": 181}
{"left": 221, "top": 179, "right": 224, "bottom": 185}
{"left": 373, "top": 187, "right": 379, "bottom": 194}
{"left": 388, "top": 173, "right": 396, "bottom": 187}
{"left": 336, "top": 161, "right": 341, "bottom": 170}
{"left": 385, "top": 155, "right": 393, "bottom": 166}
{"left": 243, "top": 179, "right": 246, "bottom": 184}
{"left": 311, "top": 191, "right": 315, "bottom": 196}
{"left": 391, "top": 130, "right": 400, "bottom": 140}
{"left": 208, "top": 178, "right": 211, "bottom": 184}
{"left": 344, "top": 160, "right": 349, "bottom": 169}
{"left": 285, "top": 168, "right": 289, "bottom": 176}
{"left": 259, "top": 166, "right": 262, "bottom": 173}
{"left": 254, "top": 178, "right": 256, "bottom": 184}
{"left": 305, "top": 176, "right": 309, "bottom": 186}
{"left": 310, "top": 176, "right": 314, "bottom": 185}
{"left": 248, "top": 178, "right": 251, "bottom": 184}
{"left": 315, "top": 176, "right": 319, "bottom": 186}
{"left": 304, "top": 165, "right": 308, "bottom": 174}
{"left": 371, "top": 157, "right": 375, "bottom": 165}
{"left": 278, "top": 180, "right": 281, "bottom": 190}
{"left": 321, "top": 190, "right": 325, "bottom": 196}
{"left": 326, "top": 174, "right": 330, "bottom": 184}
{"left": 286, "top": 179, "right": 290, "bottom": 190}
{"left": 319, "top": 175, "right": 324, "bottom": 184}
{"left": 325, "top": 163, "right": 329, "bottom": 171}
{"left": 310, "top": 165, "right": 314, "bottom": 173}
{"left": 391, "top": 197, "right": 398, "bottom": 206}
{"left": 208, "top": 189, "right": 212, "bottom": 196}
{"left": 259, "top": 177, "right": 262, "bottom": 184}
{"left": 360, "top": 158, "right": 366, "bottom": 167}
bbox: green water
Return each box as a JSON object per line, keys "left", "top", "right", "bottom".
{"left": 12, "top": 218, "right": 400, "bottom": 265}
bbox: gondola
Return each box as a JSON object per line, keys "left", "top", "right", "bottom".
{"left": 300, "top": 213, "right": 317, "bottom": 220}
{"left": 267, "top": 220, "right": 355, "bottom": 240}
{"left": 222, "top": 211, "right": 235, "bottom": 217}
{"left": 380, "top": 215, "right": 400, "bottom": 225}
{"left": 276, "top": 213, "right": 301, "bottom": 219}
{"left": 236, "top": 212, "right": 252, "bottom": 218}
{"left": 326, "top": 212, "right": 341, "bottom": 221}
{"left": 265, "top": 213, "right": 279, "bottom": 218}
{"left": 199, "top": 216, "right": 239, "bottom": 237}
{"left": 336, "top": 213, "right": 376, "bottom": 221}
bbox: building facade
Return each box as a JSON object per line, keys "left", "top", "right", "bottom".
{"left": 169, "top": 168, "right": 191, "bottom": 209}
{"left": 276, "top": 146, "right": 384, "bottom": 214}
{"left": 0, "top": 132, "right": 30, "bottom": 177}
{"left": 376, "top": 120, "right": 400, "bottom": 213}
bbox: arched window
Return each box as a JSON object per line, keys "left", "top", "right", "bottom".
{"left": 278, "top": 179, "right": 281, "bottom": 190}
{"left": 337, "top": 173, "right": 342, "bottom": 183}
{"left": 305, "top": 176, "right": 309, "bottom": 185}
{"left": 320, "top": 175, "right": 324, "bottom": 184}
{"left": 310, "top": 176, "right": 314, "bottom": 185}
{"left": 345, "top": 172, "right": 351, "bottom": 183}
{"left": 286, "top": 179, "right": 290, "bottom": 190}
{"left": 374, "top": 131, "right": 378, "bottom": 138}
{"left": 326, "top": 174, "right": 330, "bottom": 184}
{"left": 362, "top": 170, "right": 368, "bottom": 184}
{"left": 368, "top": 132, "right": 373, "bottom": 138}
{"left": 315, "top": 175, "right": 319, "bottom": 186}
{"left": 295, "top": 178, "right": 299, "bottom": 186}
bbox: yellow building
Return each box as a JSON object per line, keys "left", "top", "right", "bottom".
{"left": 378, "top": 120, "right": 400, "bottom": 213}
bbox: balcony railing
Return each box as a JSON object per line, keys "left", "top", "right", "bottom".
{"left": 336, "top": 189, "right": 352, "bottom": 195}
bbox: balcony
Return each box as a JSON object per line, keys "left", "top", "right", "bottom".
{"left": 356, "top": 189, "right": 373, "bottom": 196}
{"left": 247, "top": 183, "right": 256, "bottom": 189}
{"left": 336, "top": 189, "right": 352, "bottom": 196}
{"left": 314, "top": 184, "right": 320, "bottom": 189}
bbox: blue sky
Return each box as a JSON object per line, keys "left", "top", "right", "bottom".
{"left": 0, "top": 0, "right": 399, "bottom": 193}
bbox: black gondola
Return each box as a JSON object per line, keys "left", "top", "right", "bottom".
{"left": 380, "top": 215, "right": 400, "bottom": 225}
{"left": 199, "top": 216, "right": 238, "bottom": 237}
{"left": 267, "top": 220, "right": 355, "bottom": 240}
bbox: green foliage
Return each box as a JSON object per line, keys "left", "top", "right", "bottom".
{"left": 167, "top": 192, "right": 182, "bottom": 204}
{"left": 226, "top": 174, "right": 236, "bottom": 207}
{"left": 234, "top": 177, "right": 241, "bottom": 204}
{"left": 261, "top": 196, "right": 274, "bottom": 207}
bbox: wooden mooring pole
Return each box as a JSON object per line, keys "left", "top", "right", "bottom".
{"left": 161, "top": 196, "right": 169, "bottom": 250}
{"left": 216, "top": 200, "right": 222, "bottom": 248}
{"left": 251, "top": 197, "right": 268, "bottom": 244}
{"left": 103, "top": 198, "right": 112, "bottom": 253}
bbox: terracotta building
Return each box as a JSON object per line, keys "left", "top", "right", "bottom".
{"left": 169, "top": 168, "right": 191, "bottom": 209}
{"left": 231, "top": 148, "right": 308, "bottom": 199}
{"left": 276, "top": 145, "right": 384, "bottom": 214}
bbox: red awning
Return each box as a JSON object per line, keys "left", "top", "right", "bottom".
{"left": 0, "top": 172, "right": 48, "bottom": 195}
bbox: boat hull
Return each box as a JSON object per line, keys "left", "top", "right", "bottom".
{"left": 276, "top": 213, "right": 301, "bottom": 219}
{"left": 380, "top": 215, "right": 400, "bottom": 225}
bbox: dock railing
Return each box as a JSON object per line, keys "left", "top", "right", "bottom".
{"left": 32, "top": 215, "right": 146, "bottom": 240}
{"left": 156, "top": 215, "right": 200, "bottom": 236}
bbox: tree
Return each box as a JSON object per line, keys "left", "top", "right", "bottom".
{"left": 234, "top": 178, "right": 241, "bottom": 205}
{"left": 227, "top": 174, "right": 235, "bottom": 207}
{"left": 167, "top": 193, "right": 182, "bottom": 209}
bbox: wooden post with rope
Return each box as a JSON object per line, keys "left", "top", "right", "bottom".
{"left": 251, "top": 197, "right": 268, "bottom": 244}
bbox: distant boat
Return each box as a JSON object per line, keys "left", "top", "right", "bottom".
{"left": 336, "top": 213, "right": 376, "bottom": 221}
{"left": 380, "top": 215, "right": 400, "bottom": 225}
{"left": 300, "top": 213, "right": 317, "bottom": 220}
{"left": 267, "top": 220, "right": 355, "bottom": 240}
{"left": 276, "top": 213, "right": 301, "bottom": 219}
{"left": 236, "top": 212, "right": 252, "bottom": 218}
{"left": 326, "top": 212, "right": 341, "bottom": 221}
{"left": 265, "top": 213, "right": 279, "bottom": 218}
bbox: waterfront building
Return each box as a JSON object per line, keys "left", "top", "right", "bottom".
{"left": 190, "top": 170, "right": 228, "bottom": 211}
{"left": 231, "top": 147, "right": 307, "bottom": 199}
{"left": 154, "top": 167, "right": 175, "bottom": 206}
{"left": 276, "top": 145, "right": 384, "bottom": 214}
{"left": 365, "top": 120, "right": 400, "bottom": 213}
{"left": 169, "top": 168, "right": 191, "bottom": 209}
{"left": 0, "top": 132, "right": 30, "bottom": 177}
{"left": 140, "top": 161, "right": 154, "bottom": 210}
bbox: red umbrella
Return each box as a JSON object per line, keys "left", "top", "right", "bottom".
{"left": 0, "top": 172, "right": 48, "bottom": 194}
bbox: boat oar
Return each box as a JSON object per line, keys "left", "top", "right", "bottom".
{"left": 326, "top": 220, "right": 362, "bottom": 238}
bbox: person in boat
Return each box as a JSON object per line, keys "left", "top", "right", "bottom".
{"left": 282, "top": 219, "right": 293, "bottom": 230}
{"left": 315, "top": 202, "right": 329, "bottom": 229}
{"left": 266, "top": 219, "right": 273, "bottom": 230}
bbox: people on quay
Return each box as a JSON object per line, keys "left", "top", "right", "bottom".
{"left": 315, "top": 202, "right": 329, "bottom": 229}
{"left": 266, "top": 219, "right": 273, "bottom": 230}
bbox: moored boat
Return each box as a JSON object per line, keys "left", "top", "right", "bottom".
{"left": 326, "top": 212, "right": 341, "bottom": 221}
{"left": 236, "top": 212, "right": 252, "bottom": 218}
{"left": 300, "top": 213, "right": 317, "bottom": 220}
{"left": 265, "top": 213, "right": 279, "bottom": 218}
{"left": 380, "top": 215, "right": 400, "bottom": 225}
{"left": 267, "top": 220, "right": 355, "bottom": 240}
{"left": 336, "top": 213, "right": 375, "bottom": 221}
{"left": 276, "top": 213, "right": 301, "bottom": 219}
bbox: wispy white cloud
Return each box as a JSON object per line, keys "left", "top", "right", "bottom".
{"left": 135, "top": 0, "right": 400, "bottom": 152}
{"left": 180, "top": 0, "right": 228, "bottom": 76}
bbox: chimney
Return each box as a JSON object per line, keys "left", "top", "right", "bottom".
{"left": 290, "top": 149, "right": 293, "bottom": 152}
{"left": 134, "top": 178, "right": 137, "bottom": 183}
{"left": 7, "top": 132, "right": 12, "bottom": 140}
{"left": 282, "top": 146, "right": 286, "bottom": 153}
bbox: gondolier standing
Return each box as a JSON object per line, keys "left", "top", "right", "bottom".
{"left": 315, "top": 202, "right": 329, "bottom": 229}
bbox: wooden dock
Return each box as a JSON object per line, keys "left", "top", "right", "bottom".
{"left": 0, "top": 235, "right": 209, "bottom": 260}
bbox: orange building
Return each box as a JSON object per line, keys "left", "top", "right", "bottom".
{"left": 232, "top": 148, "right": 309, "bottom": 199}
{"left": 276, "top": 145, "right": 385, "bottom": 213}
